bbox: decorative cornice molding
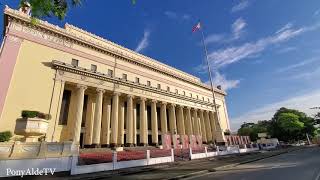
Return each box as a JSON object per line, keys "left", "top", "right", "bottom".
{"left": 52, "top": 60, "right": 217, "bottom": 108}
{"left": 4, "top": 6, "right": 226, "bottom": 96}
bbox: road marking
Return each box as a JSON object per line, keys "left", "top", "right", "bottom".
{"left": 315, "top": 169, "right": 320, "bottom": 180}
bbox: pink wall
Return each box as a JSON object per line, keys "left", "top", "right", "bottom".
{"left": 0, "top": 35, "right": 22, "bottom": 118}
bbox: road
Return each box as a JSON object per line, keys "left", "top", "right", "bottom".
{"left": 187, "top": 146, "right": 320, "bottom": 180}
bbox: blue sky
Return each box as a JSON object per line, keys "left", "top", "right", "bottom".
{"left": 1, "top": 0, "right": 320, "bottom": 131}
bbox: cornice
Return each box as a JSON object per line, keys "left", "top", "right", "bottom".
{"left": 52, "top": 60, "right": 219, "bottom": 108}
{"left": 3, "top": 6, "right": 226, "bottom": 96}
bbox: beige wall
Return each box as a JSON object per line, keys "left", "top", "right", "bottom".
{"left": 0, "top": 11, "right": 231, "bottom": 141}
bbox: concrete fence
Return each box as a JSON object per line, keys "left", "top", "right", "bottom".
{"left": 0, "top": 142, "right": 259, "bottom": 177}
{"left": 71, "top": 149, "right": 174, "bottom": 175}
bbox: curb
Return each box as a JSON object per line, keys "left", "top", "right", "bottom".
{"left": 164, "top": 148, "right": 301, "bottom": 180}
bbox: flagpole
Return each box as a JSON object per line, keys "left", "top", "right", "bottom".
{"left": 199, "top": 23, "right": 224, "bottom": 144}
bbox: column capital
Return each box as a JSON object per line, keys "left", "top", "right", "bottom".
{"left": 161, "top": 101, "right": 167, "bottom": 106}
{"left": 113, "top": 91, "right": 121, "bottom": 96}
{"left": 76, "top": 84, "right": 87, "bottom": 90}
{"left": 186, "top": 106, "right": 191, "bottom": 110}
{"left": 96, "top": 88, "right": 105, "bottom": 93}
{"left": 127, "top": 94, "right": 134, "bottom": 99}
{"left": 169, "top": 103, "right": 176, "bottom": 107}
{"left": 140, "top": 97, "right": 147, "bottom": 102}
{"left": 178, "top": 105, "right": 184, "bottom": 109}
{"left": 151, "top": 99, "right": 157, "bottom": 103}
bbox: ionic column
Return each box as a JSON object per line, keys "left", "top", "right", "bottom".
{"left": 126, "top": 95, "right": 134, "bottom": 146}
{"left": 92, "top": 88, "right": 105, "bottom": 147}
{"left": 110, "top": 92, "right": 120, "bottom": 147}
{"left": 204, "top": 111, "right": 213, "bottom": 142}
{"left": 118, "top": 99, "right": 125, "bottom": 146}
{"left": 185, "top": 107, "right": 193, "bottom": 135}
{"left": 101, "top": 96, "right": 111, "bottom": 146}
{"left": 169, "top": 104, "right": 177, "bottom": 134}
{"left": 139, "top": 97, "right": 147, "bottom": 145}
{"left": 199, "top": 110, "right": 207, "bottom": 143}
{"left": 160, "top": 102, "right": 168, "bottom": 134}
{"left": 151, "top": 100, "right": 158, "bottom": 145}
{"left": 133, "top": 103, "right": 137, "bottom": 145}
{"left": 177, "top": 105, "right": 185, "bottom": 135}
{"left": 192, "top": 108, "right": 200, "bottom": 136}
{"left": 72, "top": 84, "right": 87, "bottom": 144}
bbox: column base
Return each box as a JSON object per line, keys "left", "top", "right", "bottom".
{"left": 91, "top": 144, "right": 101, "bottom": 148}
{"left": 110, "top": 143, "right": 118, "bottom": 148}
{"left": 101, "top": 144, "right": 110, "bottom": 148}
{"left": 150, "top": 143, "right": 159, "bottom": 147}
{"left": 125, "top": 143, "right": 134, "bottom": 147}
{"left": 83, "top": 144, "right": 96, "bottom": 148}
{"left": 139, "top": 143, "right": 148, "bottom": 147}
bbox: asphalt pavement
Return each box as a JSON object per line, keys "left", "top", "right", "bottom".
{"left": 186, "top": 146, "right": 320, "bottom": 180}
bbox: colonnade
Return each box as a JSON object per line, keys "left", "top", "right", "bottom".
{"left": 71, "top": 84, "right": 223, "bottom": 147}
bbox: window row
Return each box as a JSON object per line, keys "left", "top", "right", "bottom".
{"left": 71, "top": 59, "right": 211, "bottom": 103}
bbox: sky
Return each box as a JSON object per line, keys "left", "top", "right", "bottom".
{"left": 1, "top": 0, "right": 320, "bottom": 131}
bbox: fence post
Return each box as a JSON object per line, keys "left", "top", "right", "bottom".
{"left": 205, "top": 147, "right": 208, "bottom": 157}
{"left": 112, "top": 151, "right": 117, "bottom": 170}
{"left": 171, "top": 148, "right": 174, "bottom": 162}
{"left": 189, "top": 147, "right": 192, "bottom": 160}
{"left": 146, "top": 150, "right": 150, "bottom": 165}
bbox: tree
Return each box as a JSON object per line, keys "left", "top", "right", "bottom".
{"left": 20, "top": 0, "right": 82, "bottom": 20}
{"left": 238, "top": 121, "right": 270, "bottom": 141}
{"left": 270, "top": 107, "right": 316, "bottom": 142}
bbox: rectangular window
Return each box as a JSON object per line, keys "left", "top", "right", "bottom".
{"left": 175, "top": 89, "right": 178, "bottom": 94}
{"left": 107, "top": 69, "right": 113, "bottom": 77}
{"left": 157, "top": 84, "right": 161, "bottom": 89}
{"left": 208, "top": 98, "right": 210, "bottom": 102}
{"left": 135, "top": 77, "right": 140, "bottom": 83}
{"left": 190, "top": 93, "right": 192, "bottom": 97}
{"left": 167, "top": 86, "right": 170, "bottom": 92}
{"left": 71, "top": 59, "right": 78, "bottom": 67}
{"left": 122, "top": 73, "right": 127, "bottom": 80}
{"left": 147, "top": 81, "right": 151, "bottom": 86}
{"left": 59, "top": 90, "right": 71, "bottom": 125}
{"left": 202, "top": 97, "right": 205, "bottom": 101}
{"left": 183, "top": 91, "right": 186, "bottom": 96}
{"left": 91, "top": 64, "right": 97, "bottom": 72}
{"left": 196, "top": 95, "right": 199, "bottom": 99}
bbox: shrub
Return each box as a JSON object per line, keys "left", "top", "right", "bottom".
{"left": 0, "top": 131, "right": 12, "bottom": 142}
{"left": 21, "top": 110, "right": 51, "bottom": 120}
{"left": 21, "top": 110, "right": 38, "bottom": 118}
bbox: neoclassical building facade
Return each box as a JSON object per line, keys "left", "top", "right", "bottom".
{"left": 0, "top": 6, "right": 230, "bottom": 147}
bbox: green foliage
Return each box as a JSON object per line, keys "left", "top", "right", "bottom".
{"left": 21, "top": 110, "right": 38, "bottom": 118}
{"left": 278, "top": 113, "right": 304, "bottom": 132}
{"left": 21, "top": 110, "right": 51, "bottom": 120}
{"left": 238, "top": 121, "right": 270, "bottom": 141}
{"left": 238, "top": 107, "right": 317, "bottom": 142}
{"left": 20, "top": 0, "right": 81, "bottom": 20}
{"left": 0, "top": 131, "right": 12, "bottom": 142}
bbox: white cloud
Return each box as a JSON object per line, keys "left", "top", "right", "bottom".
{"left": 290, "top": 66, "right": 320, "bottom": 80}
{"left": 208, "top": 23, "right": 318, "bottom": 68}
{"left": 164, "top": 11, "right": 178, "bottom": 19}
{"left": 232, "top": 17, "right": 247, "bottom": 39}
{"left": 276, "top": 57, "right": 319, "bottom": 73}
{"left": 231, "top": 90, "right": 320, "bottom": 131}
{"left": 277, "top": 46, "right": 297, "bottom": 54}
{"left": 231, "top": 0, "right": 249, "bottom": 13}
{"left": 204, "top": 18, "right": 246, "bottom": 45}
{"left": 211, "top": 72, "right": 240, "bottom": 91}
{"left": 204, "top": 34, "right": 226, "bottom": 44}
{"left": 314, "top": 9, "right": 320, "bottom": 16}
{"left": 275, "top": 23, "right": 293, "bottom": 34}
{"left": 164, "top": 11, "right": 191, "bottom": 21}
{"left": 135, "top": 29, "right": 150, "bottom": 53}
